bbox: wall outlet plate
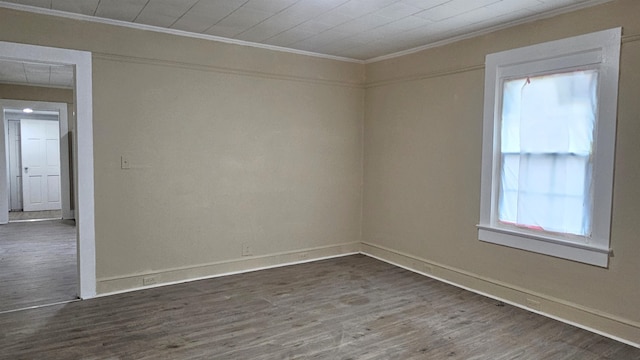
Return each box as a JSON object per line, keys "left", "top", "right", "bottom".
{"left": 242, "top": 243, "right": 252, "bottom": 256}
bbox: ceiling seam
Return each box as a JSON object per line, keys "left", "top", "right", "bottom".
{"left": 168, "top": 0, "right": 201, "bottom": 29}
{"left": 203, "top": 0, "right": 252, "bottom": 34}
{"left": 0, "top": 2, "right": 363, "bottom": 64}
{"left": 261, "top": 0, "right": 350, "bottom": 46}
{"left": 132, "top": 0, "right": 151, "bottom": 23}
{"left": 0, "top": 0, "right": 616, "bottom": 64}
{"left": 92, "top": 0, "right": 100, "bottom": 17}
{"left": 364, "top": 0, "right": 617, "bottom": 64}
{"left": 287, "top": 1, "right": 391, "bottom": 53}
{"left": 235, "top": 0, "right": 302, "bottom": 39}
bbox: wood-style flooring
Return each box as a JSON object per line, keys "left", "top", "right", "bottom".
{"left": 0, "top": 220, "right": 77, "bottom": 312}
{"left": 0, "top": 255, "right": 638, "bottom": 359}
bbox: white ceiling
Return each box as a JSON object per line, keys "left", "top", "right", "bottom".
{"left": 0, "top": 59, "right": 74, "bottom": 88}
{"left": 0, "top": 0, "right": 612, "bottom": 62}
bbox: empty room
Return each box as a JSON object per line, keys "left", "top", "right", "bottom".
{"left": 0, "top": 0, "right": 639, "bottom": 358}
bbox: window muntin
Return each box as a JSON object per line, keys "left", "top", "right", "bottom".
{"left": 478, "top": 28, "right": 621, "bottom": 267}
{"left": 498, "top": 70, "right": 598, "bottom": 237}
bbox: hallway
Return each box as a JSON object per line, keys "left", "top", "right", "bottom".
{"left": 0, "top": 220, "right": 77, "bottom": 312}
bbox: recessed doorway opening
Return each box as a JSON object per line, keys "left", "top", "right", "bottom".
{"left": 3, "top": 101, "right": 72, "bottom": 223}
{"left": 0, "top": 41, "right": 96, "bottom": 305}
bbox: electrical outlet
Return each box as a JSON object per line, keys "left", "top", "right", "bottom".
{"left": 526, "top": 298, "right": 541, "bottom": 311}
{"left": 121, "top": 156, "right": 130, "bottom": 169}
{"left": 242, "top": 243, "right": 252, "bottom": 256}
{"left": 143, "top": 276, "right": 156, "bottom": 286}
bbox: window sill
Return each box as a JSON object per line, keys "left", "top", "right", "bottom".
{"left": 477, "top": 225, "right": 611, "bottom": 267}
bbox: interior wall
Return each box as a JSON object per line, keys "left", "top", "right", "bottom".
{"left": 0, "top": 84, "right": 73, "bottom": 103}
{"left": 0, "top": 85, "right": 74, "bottom": 144}
{"left": 0, "top": 7, "right": 364, "bottom": 293}
{"left": 363, "top": 0, "right": 640, "bottom": 343}
{"left": 2, "top": 0, "right": 637, "bottom": 345}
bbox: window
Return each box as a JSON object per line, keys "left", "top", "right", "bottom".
{"left": 478, "top": 28, "right": 621, "bottom": 267}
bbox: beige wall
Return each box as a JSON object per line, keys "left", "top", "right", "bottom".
{"left": 0, "top": 83, "right": 73, "bottom": 103}
{"left": 1, "top": 0, "right": 638, "bottom": 344}
{"left": 92, "top": 58, "right": 363, "bottom": 286}
{"left": 364, "top": 0, "right": 640, "bottom": 343}
{"left": 0, "top": 7, "right": 364, "bottom": 292}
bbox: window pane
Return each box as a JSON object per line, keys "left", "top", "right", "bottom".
{"left": 498, "top": 70, "right": 598, "bottom": 236}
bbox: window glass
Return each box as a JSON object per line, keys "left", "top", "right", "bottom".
{"left": 498, "top": 70, "right": 598, "bottom": 236}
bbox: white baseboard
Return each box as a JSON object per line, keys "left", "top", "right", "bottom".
{"left": 96, "top": 242, "right": 360, "bottom": 296}
{"left": 360, "top": 242, "right": 640, "bottom": 349}
{"left": 94, "top": 239, "right": 639, "bottom": 348}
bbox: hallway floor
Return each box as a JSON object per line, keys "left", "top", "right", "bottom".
{"left": 0, "top": 220, "right": 77, "bottom": 312}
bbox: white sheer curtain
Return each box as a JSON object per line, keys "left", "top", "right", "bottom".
{"left": 499, "top": 70, "right": 598, "bottom": 236}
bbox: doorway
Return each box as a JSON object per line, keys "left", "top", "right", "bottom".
{"left": 0, "top": 41, "right": 96, "bottom": 301}
{"left": 3, "top": 101, "right": 73, "bottom": 223}
{"left": 0, "top": 88, "right": 77, "bottom": 311}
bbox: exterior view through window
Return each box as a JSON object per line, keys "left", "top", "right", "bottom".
{"left": 499, "top": 70, "right": 598, "bottom": 237}
{"left": 478, "top": 28, "right": 620, "bottom": 267}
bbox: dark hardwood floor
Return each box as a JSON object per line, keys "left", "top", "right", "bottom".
{"left": 0, "top": 255, "right": 637, "bottom": 359}
{"left": 0, "top": 220, "right": 77, "bottom": 312}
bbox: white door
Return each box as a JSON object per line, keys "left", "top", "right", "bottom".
{"left": 20, "top": 119, "right": 62, "bottom": 211}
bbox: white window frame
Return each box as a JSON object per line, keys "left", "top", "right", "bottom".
{"left": 478, "top": 28, "right": 621, "bottom": 267}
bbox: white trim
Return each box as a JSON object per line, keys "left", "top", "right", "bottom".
{"left": 0, "top": 110, "right": 6, "bottom": 223}
{"left": 0, "top": 41, "right": 96, "bottom": 299}
{"left": 0, "top": 1, "right": 362, "bottom": 64}
{"left": 364, "top": 0, "right": 615, "bottom": 64}
{"left": 1, "top": 100, "right": 71, "bottom": 219}
{"left": 96, "top": 252, "right": 359, "bottom": 298}
{"left": 58, "top": 105, "right": 72, "bottom": 220}
{"left": 478, "top": 28, "right": 621, "bottom": 267}
{"left": 0, "top": 0, "right": 614, "bottom": 65}
{"left": 478, "top": 227, "right": 609, "bottom": 267}
{"left": 0, "top": 299, "right": 80, "bottom": 315}
{"left": 360, "top": 248, "right": 640, "bottom": 349}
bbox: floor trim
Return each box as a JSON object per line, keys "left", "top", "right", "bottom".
{"left": 81, "top": 240, "right": 639, "bottom": 349}
{"left": 0, "top": 298, "right": 80, "bottom": 315}
{"left": 96, "top": 242, "right": 360, "bottom": 295}
{"left": 360, "top": 242, "right": 640, "bottom": 349}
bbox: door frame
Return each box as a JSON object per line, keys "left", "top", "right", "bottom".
{"left": 3, "top": 101, "right": 71, "bottom": 218}
{"left": 0, "top": 41, "right": 96, "bottom": 299}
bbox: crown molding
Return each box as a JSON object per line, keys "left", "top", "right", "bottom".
{"left": 0, "top": 1, "right": 363, "bottom": 64}
{"left": 364, "top": 0, "right": 615, "bottom": 64}
{"left": 0, "top": 0, "right": 617, "bottom": 66}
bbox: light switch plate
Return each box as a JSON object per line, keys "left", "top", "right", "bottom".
{"left": 121, "top": 156, "right": 130, "bottom": 169}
